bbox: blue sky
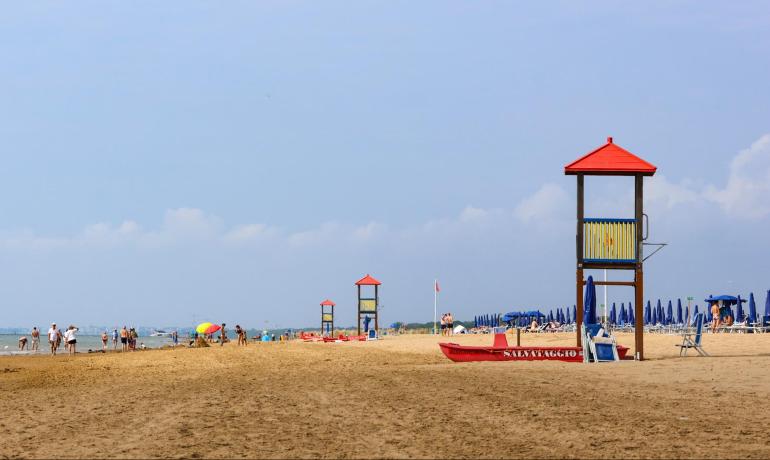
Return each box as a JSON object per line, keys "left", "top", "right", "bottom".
{"left": 1, "top": 1, "right": 769, "bottom": 328}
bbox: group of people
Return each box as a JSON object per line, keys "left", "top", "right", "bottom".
{"left": 440, "top": 312, "right": 455, "bottom": 336}
{"left": 41, "top": 323, "right": 79, "bottom": 356}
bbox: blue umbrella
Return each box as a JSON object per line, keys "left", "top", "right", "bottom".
{"left": 676, "top": 299, "right": 683, "bottom": 324}
{"left": 548, "top": 310, "right": 554, "bottom": 323}
{"left": 749, "top": 293, "right": 758, "bottom": 324}
{"left": 684, "top": 304, "right": 690, "bottom": 324}
{"left": 667, "top": 300, "right": 673, "bottom": 325}
{"left": 610, "top": 303, "right": 617, "bottom": 325}
{"left": 584, "top": 276, "right": 597, "bottom": 324}
{"left": 693, "top": 304, "right": 699, "bottom": 320}
{"left": 645, "top": 301, "right": 651, "bottom": 325}
{"left": 572, "top": 305, "right": 577, "bottom": 324}
{"left": 566, "top": 307, "right": 571, "bottom": 324}
{"left": 652, "top": 303, "right": 658, "bottom": 325}
{"left": 765, "top": 290, "right": 770, "bottom": 320}
{"left": 628, "top": 302, "right": 634, "bottom": 324}
{"left": 656, "top": 300, "right": 663, "bottom": 325}
{"left": 736, "top": 296, "right": 745, "bottom": 322}
{"left": 474, "top": 316, "right": 478, "bottom": 328}
{"left": 619, "top": 303, "right": 626, "bottom": 325}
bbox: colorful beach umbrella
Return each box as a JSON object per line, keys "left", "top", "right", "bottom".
{"left": 584, "top": 276, "right": 597, "bottom": 325}
{"left": 749, "top": 293, "right": 757, "bottom": 324}
{"left": 677, "top": 299, "right": 683, "bottom": 324}
{"left": 195, "top": 322, "right": 221, "bottom": 335}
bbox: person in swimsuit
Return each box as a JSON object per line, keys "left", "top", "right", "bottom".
{"left": 440, "top": 314, "right": 446, "bottom": 336}
{"left": 101, "top": 331, "right": 108, "bottom": 351}
{"left": 220, "top": 323, "right": 227, "bottom": 346}
{"left": 710, "top": 302, "right": 721, "bottom": 333}
{"left": 47, "top": 323, "right": 59, "bottom": 356}
{"left": 120, "top": 326, "right": 129, "bottom": 352}
{"left": 112, "top": 329, "right": 119, "bottom": 350}
{"left": 30, "top": 327, "right": 40, "bottom": 351}
{"left": 18, "top": 336, "right": 28, "bottom": 351}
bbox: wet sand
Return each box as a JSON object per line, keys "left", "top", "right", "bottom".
{"left": 2, "top": 332, "right": 770, "bottom": 459}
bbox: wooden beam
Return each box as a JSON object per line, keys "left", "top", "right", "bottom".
{"left": 576, "top": 174, "right": 584, "bottom": 347}
{"left": 634, "top": 174, "right": 644, "bottom": 360}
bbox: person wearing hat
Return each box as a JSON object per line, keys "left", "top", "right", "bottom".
{"left": 47, "top": 323, "right": 59, "bottom": 356}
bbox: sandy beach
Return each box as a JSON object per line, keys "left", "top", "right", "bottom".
{"left": 2, "top": 332, "right": 770, "bottom": 459}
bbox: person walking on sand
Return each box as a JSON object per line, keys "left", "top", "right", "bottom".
{"left": 64, "top": 325, "right": 78, "bottom": 356}
{"left": 112, "top": 328, "right": 119, "bottom": 350}
{"left": 101, "top": 331, "right": 108, "bottom": 351}
{"left": 120, "top": 326, "right": 129, "bottom": 352}
{"left": 48, "top": 323, "right": 59, "bottom": 356}
{"left": 219, "top": 323, "right": 227, "bottom": 346}
{"left": 31, "top": 327, "right": 40, "bottom": 352}
{"left": 235, "top": 325, "right": 243, "bottom": 346}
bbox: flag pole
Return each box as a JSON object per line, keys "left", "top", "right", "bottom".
{"left": 433, "top": 279, "right": 437, "bottom": 335}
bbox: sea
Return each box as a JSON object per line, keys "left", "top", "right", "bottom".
{"left": 0, "top": 333, "right": 179, "bottom": 356}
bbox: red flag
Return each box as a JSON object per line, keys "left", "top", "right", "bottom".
{"left": 435, "top": 280, "right": 440, "bottom": 293}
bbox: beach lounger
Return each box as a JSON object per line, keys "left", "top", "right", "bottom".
{"left": 581, "top": 324, "right": 619, "bottom": 363}
{"left": 676, "top": 313, "right": 709, "bottom": 357}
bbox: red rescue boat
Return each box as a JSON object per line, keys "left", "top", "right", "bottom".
{"left": 439, "top": 333, "right": 629, "bottom": 363}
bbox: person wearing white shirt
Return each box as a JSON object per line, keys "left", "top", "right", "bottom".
{"left": 64, "top": 326, "right": 78, "bottom": 356}
{"left": 47, "top": 323, "right": 59, "bottom": 356}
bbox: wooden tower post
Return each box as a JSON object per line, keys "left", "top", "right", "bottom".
{"left": 355, "top": 274, "right": 382, "bottom": 337}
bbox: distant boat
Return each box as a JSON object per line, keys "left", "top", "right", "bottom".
{"left": 150, "top": 330, "right": 173, "bottom": 337}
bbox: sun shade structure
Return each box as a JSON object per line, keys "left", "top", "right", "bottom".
{"left": 566, "top": 137, "right": 657, "bottom": 360}
{"left": 564, "top": 137, "right": 657, "bottom": 176}
{"left": 355, "top": 274, "right": 382, "bottom": 286}
{"left": 355, "top": 274, "right": 381, "bottom": 335}
{"left": 195, "top": 322, "right": 221, "bottom": 335}
{"left": 320, "top": 299, "right": 335, "bottom": 337}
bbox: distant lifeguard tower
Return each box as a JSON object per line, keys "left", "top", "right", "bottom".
{"left": 355, "top": 274, "right": 381, "bottom": 336}
{"left": 320, "top": 299, "right": 335, "bottom": 337}
{"left": 565, "top": 137, "right": 657, "bottom": 360}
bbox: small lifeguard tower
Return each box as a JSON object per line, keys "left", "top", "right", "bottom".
{"left": 565, "top": 137, "right": 657, "bottom": 360}
{"left": 320, "top": 299, "right": 335, "bottom": 337}
{"left": 355, "top": 274, "right": 381, "bottom": 336}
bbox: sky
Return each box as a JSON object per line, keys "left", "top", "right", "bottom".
{"left": 1, "top": 1, "right": 769, "bottom": 329}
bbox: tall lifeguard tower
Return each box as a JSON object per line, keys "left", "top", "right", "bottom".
{"left": 565, "top": 137, "right": 657, "bottom": 360}
{"left": 320, "top": 299, "right": 335, "bottom": 337}
{"left": 355, "top": 274, "right": 381, "bottom": 336}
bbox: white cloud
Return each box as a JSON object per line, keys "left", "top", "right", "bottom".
{"left": 645, "top": 175, "right": 699, "bottom": 210}
{"left": 705, "top": 134, "right": 770, "bottom": 219}
{"left": 514, "top": 183, "right": 570, "bottom": 223}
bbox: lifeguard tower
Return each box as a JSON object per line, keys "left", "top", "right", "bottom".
{"left": 565, "top": 137, "right": 657, "bottom": 360}
{"left": 355, "top": 274, "right": 381, "bottom": 336}
{"left": 320, "top": 299, "right": 335, "bottom": 337}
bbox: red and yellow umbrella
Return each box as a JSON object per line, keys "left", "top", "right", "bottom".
{"left": 196, "top": 322, "right": 221, "bottom": 335}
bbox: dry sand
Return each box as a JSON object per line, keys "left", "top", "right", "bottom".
{"left": 2, "top": 332, "right": 770, "bottom": 459}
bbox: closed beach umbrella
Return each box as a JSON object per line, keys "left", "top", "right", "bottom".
{"left": 667, "top": 300, "right": 673, "bottom": 325}
{"left": 584, "top": 276, "right": 597, "bottom": 324}
{"left": 628, "top": 303, "right": 634, "bottom": 324}
{"left": 677, "top": 299, "right": 683, "bottom": 324}
{"left": 749, "top": 293, "right": 758, "bottom": 324}
{"left": 684, "top": 305, "right": 690, "bottom": 324}
{"left": 572, "top": 305, "right": 577, "bottom": 324}
{"left": 693, "top": 304, "right": 699, "bottom": 321}
{"left": 656, "top": 300, "right": 663, "bottom": 324}
{"left": 644, "top": 301, "right": 651, "bottom": 325}
{"left": 652, "top": 304, "right": 658, "bottom": 325}
{"left": 610, "top": 303, "right": 617, "bottom": 325}
{"left": 566, "top": 307, "right": 571, "bottom": 324}
{"left": 736, "top": 296, "right": 745, "bottom": 322}
{"left": 765, "top": 290, "right": 770, "bottom": 320}
{"left": 619, "top": 303, "right": 626, "bottom": 325}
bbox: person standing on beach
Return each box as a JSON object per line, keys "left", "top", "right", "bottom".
{"left": 31, "top": 327, "right": 40, "bottom": 351}
{"left": 64, "top": 325, "right": 78, "bottom": 356}
{"left": 48, "top": 323, "right": 59, "bottom": 356}
{"left": 171, "top": 330, "right": 178, "bottom": 347}
{"left": 101, "top": 331, "right": 108, "bottom": 351}
{"left": 710, "top": 302, "right": 721, "bottom": 333}
{"left": 120, "top": 326, "right": 129, "bottom": 352}
{"left": 112, "top": 328, "right": 119, "bottom": 350}
{"left": 219, "top": 323, "right": 227, "bottom": 346}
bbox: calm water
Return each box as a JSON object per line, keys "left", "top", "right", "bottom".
{"left": 0, "top": 333, "right": 181, "bottom": 355}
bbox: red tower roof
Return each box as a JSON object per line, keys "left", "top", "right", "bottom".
{"left": 355, "top": 274, "right": 381, "bottom": 286}
{"left": 564, "top": 137, "right": 657, "bottom": 176}
{"left": 320, "top": 299, "right": 335, "bottom": 306}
